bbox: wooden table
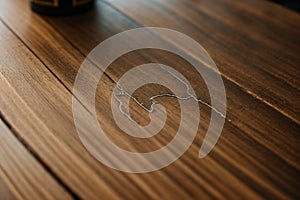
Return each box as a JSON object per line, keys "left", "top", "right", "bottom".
{"left": 0, "top": 0, "right": 299, "bottom": 199}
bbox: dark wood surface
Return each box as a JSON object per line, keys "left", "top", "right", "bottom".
{"left": 0, "top": 0, "right": 299, "bottom": 199}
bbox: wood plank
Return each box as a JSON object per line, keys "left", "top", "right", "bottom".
{"left": 0, "top": 5, "right": 213, "bottom": 200}
{"left": 42, "top": 0, "right": 300, "bottom": 171}
{"left": 41, "top": 1, "right": 300, "bottom": 198}
{"left": 0, "top": 20, "right": 121, "bottom": 200}
{"left": 0, "top": 0, "right": 299, "bottom": 199}
{"left": 102, "top": 0, "right": 300, "bottom": 124}
{"left": 41, "top": 1, "right": 300, "bottom": 170}
{"left": 0, "top": 118, "right": 72, "bottom": 200}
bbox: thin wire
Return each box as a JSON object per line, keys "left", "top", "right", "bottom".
{"left": 113, "top": 65, "right": 231, "bottom": 122}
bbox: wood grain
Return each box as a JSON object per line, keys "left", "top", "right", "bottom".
{"left": 0, "top": 118, "right": 72, "bottom": 200}
{"left": 0, "top": 19, "right": 120, "bottom": 200}
{"left": 0, "top": 0, "right": 299, "bottom": 199}
{"left": 102, "top": 0, "right": 300, "bottom": 123}
{"left": 44, "top": 1, "right": 300, "bottom": 197}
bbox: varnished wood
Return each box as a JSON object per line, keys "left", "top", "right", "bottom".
{"left": 0, "top": 118, "right": 72, "bottom": 200}
{"left": 100, "top": 0, "right": 300, "bottom": 123}
{"left": 0, "top": 0, "right": 299, "bottom": 199}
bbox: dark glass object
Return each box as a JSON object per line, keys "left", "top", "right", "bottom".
{"left": 271, "top": 0, "right": 300, "bottom": 13}
{"left": 30, "top": 0, "right": 94, "bottom": 15}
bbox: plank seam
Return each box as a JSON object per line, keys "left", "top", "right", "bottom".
{"left": 99, "top": 0, "right": 299, "bottom": 125}
{"left": 0, "top": 111, "right": 81, "bottom": 200}
{"left": 0, "top": 19, "right": 92, "bottom": 117}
